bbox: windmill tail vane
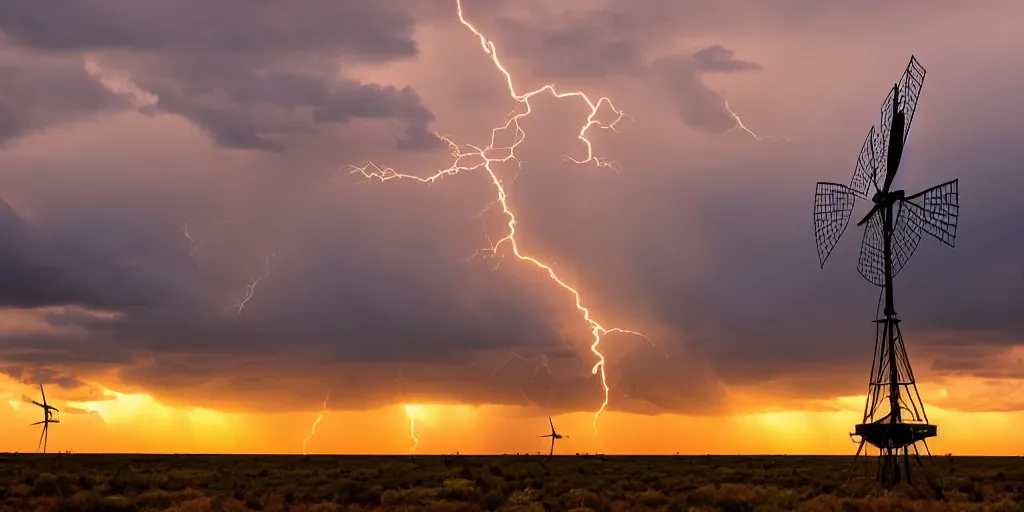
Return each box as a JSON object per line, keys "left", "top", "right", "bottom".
{"left": 811, "top": 55, "right": 958, "bottom": 496}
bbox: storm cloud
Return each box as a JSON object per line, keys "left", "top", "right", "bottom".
{"left": 0, "top": 0, "right": 1021, "bottom": 417}
{"left": 0, "top": 0, "right": 442, "bottom": 151}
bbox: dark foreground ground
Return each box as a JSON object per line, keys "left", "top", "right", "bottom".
{"left": 1, "top": 454, "right": 1023, "bottom": 511}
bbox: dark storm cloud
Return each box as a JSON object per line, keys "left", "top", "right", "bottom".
{"left": 134, "top": 68, "right": 442, "bottom": 152}
{"left": 489, "top": 16, "right": 647, "bottom": 79}
{"left": 481, "top": 0, "right": 999, "bottom": 42}
{"left": 0, "top": 0, "right": 442, "bottom": 151}
{"left": 652, "top": 48, "right": 762, "bottom": 134}
{"left": 0, "top": 0, "right": 418, "bottom": 60}
{"left": 0, "top": 330, "right": 131, "bottom": 368}
{"left": 929, "top": 346, "right": 1024, "bottom": 379}
{"left": 3, "top": 362, "right": 111, "bottom": 402}
{"left": 0, "top": 55, "right": 129, "bottom": 145}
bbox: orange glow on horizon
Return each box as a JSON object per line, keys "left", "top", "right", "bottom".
{"left": 2, "top": 373, "right": 1024, "bottom": 456}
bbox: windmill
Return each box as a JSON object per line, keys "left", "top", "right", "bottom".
{"left": 813, "top": 55, "right": 958, "bottom": 492}
{"left": 29, "top": 384, "right": 60, "bottom": 453}
{"left": 538, "top": 416, "right": 567, "bottom": 457}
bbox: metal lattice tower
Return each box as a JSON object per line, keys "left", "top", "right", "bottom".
{"left": 813, "top": 56, "right": 959, "bottom": 494}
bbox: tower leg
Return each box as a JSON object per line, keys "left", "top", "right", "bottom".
{"left": 877, "top": 446, "right": 905, "bottom": 490}
{"left": 847, "top": 439, "right": 866, "bottom": 484}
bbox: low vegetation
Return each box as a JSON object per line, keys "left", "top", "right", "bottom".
{"left": 1, "top": 454, "right": 1022, "bottom": 511}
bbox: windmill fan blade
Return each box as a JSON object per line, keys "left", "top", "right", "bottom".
{"left": 857, "top": 211, "right": 885, "bottom": 287}
{"left": 897, "top": 56, "right": 927, "bottom": 148}
{"left": 905, "top": 179, "right": 959, "bottom": 247}
{"left": 877, "top": 57, "right": 927, "bottom": 179}
{"left": 890, "top": 200, "right": 925, "bottom": 278}
{"left": 850, "top": 126, "right": 881, "bottom": 198}
{"left": 814, "top": 182, "right": 858, "bottom": 268}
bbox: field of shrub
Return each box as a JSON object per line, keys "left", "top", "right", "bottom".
{"left": 1, "top": 454, "right": 1022, "bottom": 511}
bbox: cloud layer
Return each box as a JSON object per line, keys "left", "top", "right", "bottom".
{"left": 0, "top": 0, "right": 1021, "bottom": 417}
{"left": 0, "top": 0, "right": 441, "bottom": 151}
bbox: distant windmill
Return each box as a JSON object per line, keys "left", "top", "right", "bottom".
{"left": 538, "top": 416, "right": 567, "bottom": 457}
{"left": 813, "top": 55, "right": 957, "bottom": 494}
{"left": 29, "top": 384, "right": 60, "bottom": 453}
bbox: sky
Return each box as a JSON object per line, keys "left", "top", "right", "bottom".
{"left": 0, "top": 0, "right": 1023, "bottom": 455}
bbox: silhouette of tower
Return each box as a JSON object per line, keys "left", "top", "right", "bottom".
{"left": 813, "top": 56, "right": 958, "bottom": 493}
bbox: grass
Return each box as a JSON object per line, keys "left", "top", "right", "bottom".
{"left": 0, "top": 454, "right": 1022, "bottom": 511}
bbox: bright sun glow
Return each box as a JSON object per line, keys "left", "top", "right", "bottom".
{"left": 66, "top": 389, "right": 166, "bottom": 424}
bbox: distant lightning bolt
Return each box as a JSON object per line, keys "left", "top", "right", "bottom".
{"left": 393, "top": 366, "right": 421, "bottom": 453}
{"left": 182, "top": 220, "right": 233, "bottom": 263}
{"left": 404, "top": 404, "right": 420, "bottom": 454}
{"left": 225, "top": 252, "right": 276, "bottom": 315}
{"left": 351, "top": 0, "right": 652, "bottom": 433}
{"left": 302, "top": 391, "right": 331, "bottom": 455}
{"left": 723, "top": 99, "right": 790, "bottom": 143}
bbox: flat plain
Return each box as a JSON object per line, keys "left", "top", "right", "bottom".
{"left": 1, "top": 454, "right": 1023, "bottom": 511}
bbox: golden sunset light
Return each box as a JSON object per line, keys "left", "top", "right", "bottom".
{"left": 0, "top": 0, "right": 1022, "bottom": 508}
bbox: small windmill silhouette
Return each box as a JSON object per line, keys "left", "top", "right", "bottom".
{"left": 29, "top": 384, "right": 60, "bottom": 453}
{"left": 538, "top": 416, "right": 567, "bottom": 457}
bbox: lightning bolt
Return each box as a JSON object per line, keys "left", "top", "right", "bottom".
{"left": 723, "top": 99, "right": 790, "bottom": 143}
{"left": 302, "top": 391, "right": 331, "bottom": 455}
{"left": 351, "top": 0, "right": 650, "bottom": 433}
{"left": 224, "top": 252, "right": 276, "bottom": 315}
{"left": 393, "top": 366, "right": 420, "bottom": 453}
{"left": 403, "top": 404, "right": 420, "bottom": 454}
{"left": 182, "top": 220, "right": 234, "bottom": 264}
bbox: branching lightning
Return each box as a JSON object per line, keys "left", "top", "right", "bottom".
{"left": 225, "top": 252, "right": 276, "bottom": 315}
{"left": 350, "top": 0, "right": 651, "bottom": 433}
{"left": 302, "top": 390, "right": 331, "bottom": 455}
